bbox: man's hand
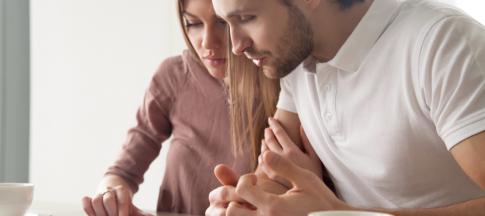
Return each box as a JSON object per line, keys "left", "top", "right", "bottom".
{"left": 206, "top": 164, "right": 290, "bottom": 216}
{"left": 206, "top": 164, "right": 255, "bottom": 216}
{"left": 237, "top": 151, "right": 349, "bottom": 216}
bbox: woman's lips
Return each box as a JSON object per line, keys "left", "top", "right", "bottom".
{"left": 204, "top": 58, "right": 226, "bottom": 67}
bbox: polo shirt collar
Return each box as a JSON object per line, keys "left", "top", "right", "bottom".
{"left": 327, "top": 0, "right": 403, "bottom": 73}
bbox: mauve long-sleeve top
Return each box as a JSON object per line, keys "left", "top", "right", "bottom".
{"left": 105, "top": 50, "right": 251, "bottom": 215}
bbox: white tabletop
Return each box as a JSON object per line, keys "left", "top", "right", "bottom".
{"left": 28, "top": 201, "right": 198, "bottom": 216}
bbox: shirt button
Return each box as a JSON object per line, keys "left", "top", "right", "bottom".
{"left": 325, "top": 113, "right": 333, "bottom": 121}
{"left": 326, "top": 85, "right": 331, "bottom": 92}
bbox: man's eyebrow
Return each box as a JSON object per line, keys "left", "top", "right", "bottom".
{"left": 226, "top": 8, "right": 254, "bottom": 18}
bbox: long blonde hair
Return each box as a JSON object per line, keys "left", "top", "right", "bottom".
{"left": 177, "top": 0, "right": 201, "bottom": 63}
{"left": 178, "top": 0, "right": 280, "bottom": 169}
{"left": 227, "top": 43, "right": 280, "bottom": 170}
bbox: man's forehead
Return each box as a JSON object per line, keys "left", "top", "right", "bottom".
{"left": 212, "top": 0, "right": 259, "bottom": 17}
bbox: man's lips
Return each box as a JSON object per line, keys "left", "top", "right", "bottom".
{"left": 251, "top": 58, "right": 265, "bottom": 67}
{"left": 244, "top": 53, "right": 266, "bottom": 67}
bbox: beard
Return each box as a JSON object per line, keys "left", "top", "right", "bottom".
{"left": 266, "top": 4, "right": 314, "bottom": 79}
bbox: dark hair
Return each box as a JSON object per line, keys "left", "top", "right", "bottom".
{"left": 281, "top": 0, "right": 364, "bottom": 9}
{"left": 336, "top": 0, "right": 365, "bottom": 9}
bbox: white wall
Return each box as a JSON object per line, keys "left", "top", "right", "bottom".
{"left": 30, "top": 0, "right": 185, "bottom": 211}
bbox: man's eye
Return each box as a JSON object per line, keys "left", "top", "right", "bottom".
{"left": 216, "top": 19, "right": 227, "bottom": 26}
{"left": 238, "top": 15, "right": 255, "bottom": 23}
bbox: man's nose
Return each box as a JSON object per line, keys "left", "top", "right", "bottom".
{"left": 229, "top": 28, "right": 251, "bottom": 55}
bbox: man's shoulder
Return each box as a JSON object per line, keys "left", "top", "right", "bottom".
{"left": 396, "top": 0, "right": 469, "bottom": 30}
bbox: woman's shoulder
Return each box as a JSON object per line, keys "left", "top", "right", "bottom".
{"left": 153, "top": 50, "right": 203, "bottom": 82}
{"left": 148, "top": 50, "right": 203, "bottom": 98}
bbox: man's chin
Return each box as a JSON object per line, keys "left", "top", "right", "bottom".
{"left": 262, "top": 66, "right": 283, "bottom": 79}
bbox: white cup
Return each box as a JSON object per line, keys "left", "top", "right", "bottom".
{"left": 309, "top": 210, "right": 394, "bottom": 216}
{"left": 0, "top": 183, "right": 34, "bottom": 216}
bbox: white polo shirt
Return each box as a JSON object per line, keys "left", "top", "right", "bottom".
{"left": 277, "top": 0, "right": 485, "bottom": 209}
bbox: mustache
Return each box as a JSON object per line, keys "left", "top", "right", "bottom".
{"left": 243, "top": 48, "right": 270, "bottom": 59}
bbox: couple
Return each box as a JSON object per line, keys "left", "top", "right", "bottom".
{"left": 86, "top": 0, "right": 485, "bottom": 215}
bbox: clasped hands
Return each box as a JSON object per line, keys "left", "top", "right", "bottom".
{"left": 206, "top": 118, "right": 350, "bottom": 216}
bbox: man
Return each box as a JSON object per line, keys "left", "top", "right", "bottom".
{"left": 207, "top": 0, "right": 485, "bottom": 215}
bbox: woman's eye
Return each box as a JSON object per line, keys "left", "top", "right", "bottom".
{"left": 185, "top": 21, "right": 202, "bottom": 28}
{"left": 238, "top": 15, "right": 255, "bottom": 23}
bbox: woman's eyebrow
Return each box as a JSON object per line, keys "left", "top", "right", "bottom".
{"left": 182, "top": 11, "right": 198, "bottom": 18}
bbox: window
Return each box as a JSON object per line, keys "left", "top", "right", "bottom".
{"left": 0, "top": 0, "right": 30, "bottom": 182}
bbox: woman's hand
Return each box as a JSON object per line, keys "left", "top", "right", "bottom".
{"left": 260, "top": 118, "right": 323, "bottom": 183}
{"left": 81, "top": 175, "right": 152, "bottom": 216}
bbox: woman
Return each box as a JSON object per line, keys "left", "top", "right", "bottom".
{"left": 81, "top": 0, "right": 272, "bottom": 215}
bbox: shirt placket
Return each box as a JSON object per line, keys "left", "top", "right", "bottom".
{"left": 316, "top": 65, "right": 344, "bottom": 142}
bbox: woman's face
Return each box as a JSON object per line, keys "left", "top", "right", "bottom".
{"left": 183, "top": 0, "right": 228, "bottom": 79}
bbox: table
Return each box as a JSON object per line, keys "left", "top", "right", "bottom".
{"left": 28, "top": 201, "right": 198, "bottom": 216}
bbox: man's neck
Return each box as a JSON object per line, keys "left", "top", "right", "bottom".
{"left": 311, "top": 0, "right": 374, "bottom": 62}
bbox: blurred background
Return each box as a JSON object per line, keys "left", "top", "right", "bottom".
{"left": 0, "top": 0, "right": 484, "bottom": 212}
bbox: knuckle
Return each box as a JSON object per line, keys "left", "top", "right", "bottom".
{"left": 235, "top": 184, "right": 244, "bottom": 195}
{"left": 272, "top": 127, "right": 283, "bottom": 136}
{"left": 116, "top": 185, "right": 128, "bottom": 193}
{"left": 219, "top": 188, "right": 230, "bottom": 201}
{"left": 208, "top": 189, "right": 220, "bottom": 203}
{"left": 286, "top": 150, "right": 298, "bottom": 159}
{"left": 103, "top": 193, "right": 116, "bottom": 203}
{"left": 92, "top": 194, "right": 103, "bottom": 204}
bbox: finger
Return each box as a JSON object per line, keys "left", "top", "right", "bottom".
{"left": 209, "top": 185, "right": 246, "bottom": 204}
{"left": 258, "top": 140, "right": 268, "bottom": 165}
{"left": 262, "top": 151, "right": 319, "bottom": 189}
{"left": 300, "top": 126, "right": 317, "bottom": 158}
{"left": 264, "top": 128, "right": 283, "bottom": 153}
{"left": 103, "top": 191, "right": 118, "bottom": 216}
{"left": 268, "top": 118, "right": 297, "bottom": 151}
{"left": 82, "top": 196, "right": 96, "bottom": 216}
{"left": 112, "top": 185, "right": 132, "bottom": 216}
{"left": 226, "top": 202, "right": 257, "bottom": 216}
{"left": 235, "top": 174, "right": 275, "bottom": 208}
{"left": 261, "top": 139, "right": 268, "bottom": 153}
{"left": 214, "top": 164, "right": 238, "bottom": 186}
{"left": 205, "top": 204, "right": 227, "bottom": 216}
{"left": 91, "top": 193, "right": 108, "bottom": 216}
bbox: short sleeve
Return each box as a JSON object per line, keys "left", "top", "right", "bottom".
{"left": 277, "top": 75, "right": 298, "bottom": 113}
{"left": 420, "top": 15, "right": 485, "bottom": 150}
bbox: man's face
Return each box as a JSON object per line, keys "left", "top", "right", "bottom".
{"left": 213, "top": 0, "right": 313, "bottom": 79}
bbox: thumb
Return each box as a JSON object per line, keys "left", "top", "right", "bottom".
{"left": 131, "top": 204, "right": 154, "bottom": 216}
{"left": 262, "top": 151, "right": 317, "bottom": 189}
{"left": 214, "top": 164, "right": 238, "bottom": 186}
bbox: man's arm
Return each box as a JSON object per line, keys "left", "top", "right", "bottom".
{"left": 205, "top": 109, "right": 323, "bottom": 216}
{"left": 450, "top": 131, "right": 485, "bottom": 189}
{"left": 234, "top": 128, "right": 485, "bottom": 216}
